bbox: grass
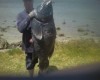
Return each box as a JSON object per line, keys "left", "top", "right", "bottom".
{"left": 0, "top": 39, "right": 100, "bottom": 76}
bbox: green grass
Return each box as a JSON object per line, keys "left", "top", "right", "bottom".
{"left": 0, "top": 39, "right": 100, "bottom": 76}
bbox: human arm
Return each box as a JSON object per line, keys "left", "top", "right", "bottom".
{"left": 16, "top": 10, "right": 36, "bottom": 33}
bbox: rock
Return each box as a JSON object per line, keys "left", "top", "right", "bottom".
{"left": 0, "top": 37, "right": 22, "bottom": 50}
{"left": 0, "top": 34, "right": 3, "bottom": 36}
{"left": 0, "top": 27, "right": 7, "bottom": 32}
{"left": 0, "top": 37, "right": 9, "bottom": 50}
{"left": 8, "top": 41, "right": 22, "bottom": 49}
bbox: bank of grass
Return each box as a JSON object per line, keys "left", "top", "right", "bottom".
{"left": 0, "top": 39, "right": 100, "bottom": 76}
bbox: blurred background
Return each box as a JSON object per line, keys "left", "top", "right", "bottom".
{"left": 0, "top": 0, "right": 100, "bottom": 76}
{"left": 0, "top": 0, "right": 100, "bottom": 43}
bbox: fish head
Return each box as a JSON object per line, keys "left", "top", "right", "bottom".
{"left": 35, "top": 0, "right": 53, "bottom": 22}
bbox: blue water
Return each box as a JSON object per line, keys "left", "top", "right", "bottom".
{"left": 0, "top": 0, "right": 100, "bottom": 43}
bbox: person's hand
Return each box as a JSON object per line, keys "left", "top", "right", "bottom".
{"left": 29, "top": 10, "right": 37, "bottom": 18}
{"left": 29, "top": 38, "right": 34, "bottom": 43}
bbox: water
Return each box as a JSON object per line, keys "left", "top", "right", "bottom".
{"left": 0, "top": 0, "right": 100, "bottom": 43}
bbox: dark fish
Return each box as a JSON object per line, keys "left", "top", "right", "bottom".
{"left": 35, "top": 0, "right": 53, "bottom": 22}
{"left": 31, "top": 0, "right": 56, "bottom": 57}
{"left": 31, "top": 0, "right": 56, "bottom": 40}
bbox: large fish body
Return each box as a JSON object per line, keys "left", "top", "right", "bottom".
{"left": 31, "top": 0, "right": 56, "bottom": 57}
{"left": 32, "top": 0, "right": 56, "bottom": 40}
{"left": 35, "top": 0, "right": 53, "bottom": 22}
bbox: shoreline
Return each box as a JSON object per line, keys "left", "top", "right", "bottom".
{"left": 0, "top": 25, "right": 100, "bottom": 44}
{"left": 0, "top": 37, "right": 100, "bottom": 52}
{"left": 0, "top": 25, "right": 100, "bottom": 51}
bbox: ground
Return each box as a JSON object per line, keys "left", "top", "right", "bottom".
{"left": 0, "top": 39, "right": 100, "bottom": 76}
